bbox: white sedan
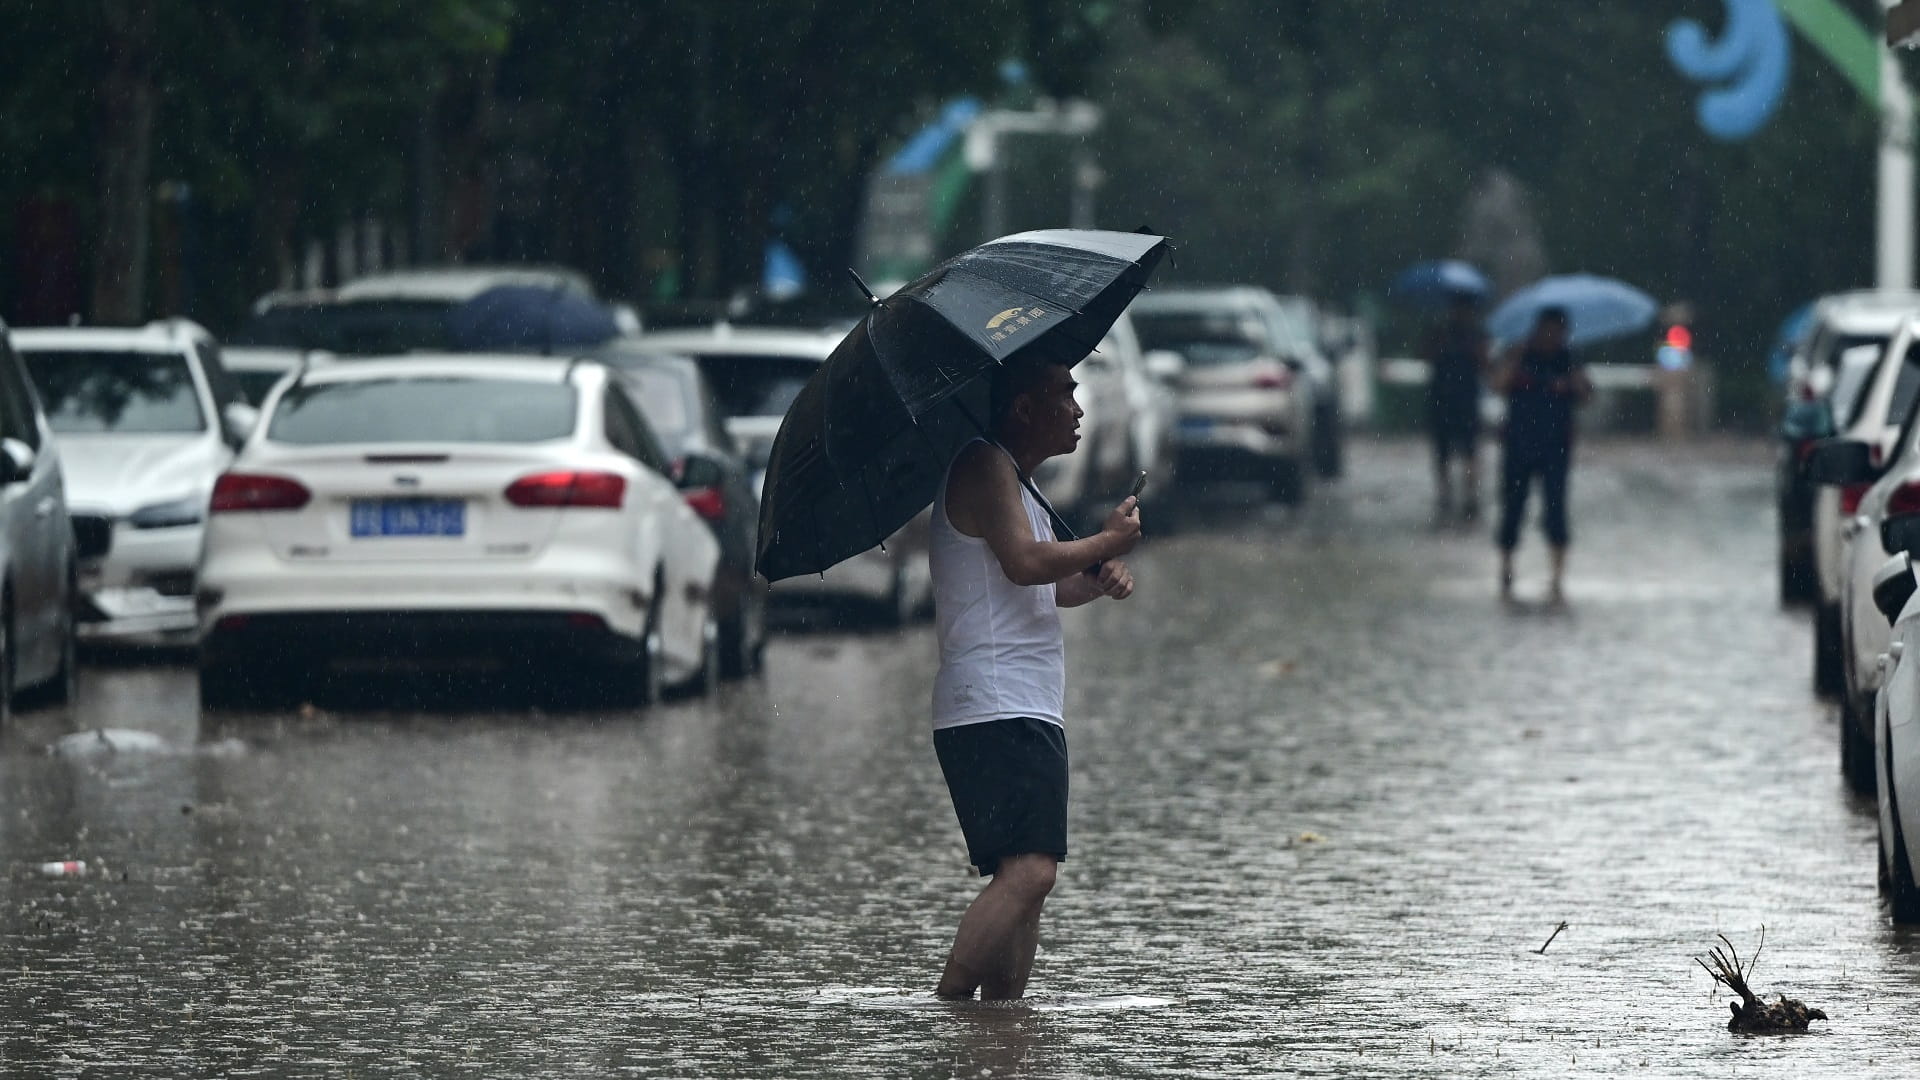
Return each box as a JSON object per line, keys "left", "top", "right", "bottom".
{"left": 196, "top": 355, "right": 721, "bottom": 708}
{"left": 1869, "top": 545, "right": 1920, "bottom": 921}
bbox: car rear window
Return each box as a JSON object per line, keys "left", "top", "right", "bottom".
{"left": 691, "top": 353, "right": 818, "bottom": 418}
{"left": 18, "top": 349, "right": 206, "bottom": 434}
{"left": 1131, "top": 310, "right": 1270, "bottom": 366}
{"left": 267, "top": 377, "right": 577, "bottom": 445}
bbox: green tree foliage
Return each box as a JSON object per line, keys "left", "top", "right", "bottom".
{"left": 0, "top": 0, "right": 1115, "bottom": 326}
{"left": 1095, "top": 0, "right": 1881, "bottom": 418}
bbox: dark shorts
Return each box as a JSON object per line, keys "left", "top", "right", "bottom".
{"left": 933, "top": 717, "right": 1068, "bottom": 877}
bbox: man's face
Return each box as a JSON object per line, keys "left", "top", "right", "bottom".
{"left": 1015, "top": 364, "right": 1083, "bottom": 458}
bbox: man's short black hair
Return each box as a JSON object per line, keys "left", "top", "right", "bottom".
{"left": 1537, "top": 305, "right": 1571, "bottom": 327}
{"left": 989, "top": 356, "right": 1070, "bottom": 432}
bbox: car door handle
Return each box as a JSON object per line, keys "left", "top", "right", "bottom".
{"left": 1894, "top": 642, "right": 1907, "bottom": 662}
{"left": 1845, "top": 516, "right": 1869, "bottom": 539}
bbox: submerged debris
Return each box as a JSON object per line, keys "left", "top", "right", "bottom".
{"left": 1694, "top": 930, "right": 1826, "bottom": 1034}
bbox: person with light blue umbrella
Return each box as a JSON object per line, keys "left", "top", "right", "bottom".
{"left": 1492, "top": 306, "right": 1592, "bottom": 605}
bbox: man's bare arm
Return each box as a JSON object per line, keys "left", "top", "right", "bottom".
{"left": 1056, "top": 559, "right": 1133, "bottom": 607}
{"left": 947, "top": 442, "right": 1139, "bottom": 587}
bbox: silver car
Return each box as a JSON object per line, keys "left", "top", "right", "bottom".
{"left": 1131, "top": 287, "right": 1324, "bottom": 504}
{"left": 12, "top": 321, "right": 256, "bottom": 643}
{"left": 0, "top": 319, "right": 78, "bottom": 719}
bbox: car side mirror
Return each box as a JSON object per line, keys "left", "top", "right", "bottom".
{"left": 1805, "top": 438, "right": 1876, "bottom": 485}
{"left": 1144, "top": 350, "right": 1186, "bottom": 382}
{"left": 674, "top": 452, "right": 726, "bottom": 491}
{"left": 1874, "top": 551, "right": 1918, "bottom": 624}
{"left": 0, "top": 438, "right": 34, "bottom": 486}
{"left": 222, "top": 402, "right": 260, "bottom": 447}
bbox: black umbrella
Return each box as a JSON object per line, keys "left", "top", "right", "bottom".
{"left": 754, "top": 228, "right": 1169, "bottom": 583}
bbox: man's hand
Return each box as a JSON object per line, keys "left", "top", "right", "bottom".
{"left": 1095, "top": 559, "right": 1134, "bottom": 600}
{"left": 1101, "top": 496, "right": 1142, "bottom": 557}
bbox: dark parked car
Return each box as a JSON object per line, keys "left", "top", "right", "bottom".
{"left": 596, "top": 346, "right": 770, "bottom": 677}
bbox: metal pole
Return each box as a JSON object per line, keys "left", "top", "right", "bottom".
{"left": 1884, "top": 2, "right": 1916, "bottom": 289}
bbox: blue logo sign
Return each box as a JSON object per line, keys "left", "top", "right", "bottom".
{"left": 1667, "top": 0, "right": 1792, "bottom": 141}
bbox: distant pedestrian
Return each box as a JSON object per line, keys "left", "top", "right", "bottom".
{"left": 928, "top": 355, "right": 1140, "bottom": 1001}
{"left": 1494, "top": 306, "right": 1591, "bottom": 604}
{"left": 1422, "top": 291, "right": 1491, "bottom": 523}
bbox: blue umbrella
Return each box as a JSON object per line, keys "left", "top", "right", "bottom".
{"left": 447, "top": 285, "right": 621, "bottom": 352}
{"left": 1486, "top": 274, "right": 1658, "bottom": 348}
{"left": 1389, "top": 259, "right": 1489, "bottom": 304}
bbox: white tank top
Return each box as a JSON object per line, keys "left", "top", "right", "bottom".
{"left": 930, "top": 441, "right": 1066, "bottom": 730}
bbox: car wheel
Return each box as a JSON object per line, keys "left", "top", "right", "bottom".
{"left": 720, "top": 589, "right": 765, "bottom": 680}
{"left": 1842, "top": 691, "right": 1877, "bottom": 795}
{"left": 1270, "top": 459, "right": 1310, "bottom": 505}
{"left": 0, "top": 595, "right": 14, "bottom": 731}
{"left": 1315, "top": 410, "right": 1344, "bottom": 479}
{"left": 1814, "top": 603, "right": 1844, "bottom": 699}
{"left": 620, "top": 596, "right": 665, "bottom": 708}
{"left": 45, "top": 600, "right": 77, "bottom": 708}
{"left": 697, "top": 612, "right": 721, "bottom": 697}
{"left": 1882, "top": 736, "right": 1920, "bottom": 922}
{"left": 1780, "top": 549, "right": 1816, "bottom": 607}
{"left": 42, "top": 565, "right": 78, "bottom": 708}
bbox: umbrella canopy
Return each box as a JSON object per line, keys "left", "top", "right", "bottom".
{"left": 754, "top": 229, "right": 1169, "bottom": 583}
{"left": 1388, "top": 259, "right": 1489, "bottom": 304}
{"left": 1486, "top": 274, "right": 1658, "bottom": 348}
{"left": 447, "top": 285, "right": 622, "bottom": 352}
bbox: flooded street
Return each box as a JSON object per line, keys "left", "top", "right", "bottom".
{"left": 4, "top": 437, "right": 1915, "bottom": 1078}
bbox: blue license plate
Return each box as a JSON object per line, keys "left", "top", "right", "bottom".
{"left": 350, "top": 499, "right": 465, "bottom": 538}
{"left": 1178, "top": 417, "right": 1215, "bottom": 436}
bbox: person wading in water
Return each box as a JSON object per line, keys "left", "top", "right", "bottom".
{"left": 1422, "top": 291, "right": 1491, "bottom": 524}
{"left": 1494, "top": 305, "right": 1592, "bottom": 604}
{"left": 929, "top": 356, "right": 1140, "bottom": 1001}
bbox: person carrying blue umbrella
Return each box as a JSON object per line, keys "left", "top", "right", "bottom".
{"left": 1420, "top": 290, "right": 1492, "bottom": 523}
{"left": 1493, "top": 306, "right": 1592, "bottom": 605}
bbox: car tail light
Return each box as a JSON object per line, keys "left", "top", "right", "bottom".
{"left": 1252, "top": 369, "right": 1293, "bottom": 390}
{"left": 684, "top": 487, "right": 726, "bottom": 522}
{"left": 210, "top": 473, "right": 311, "bottom": 513}
{"left": 504, "top": 470, "right": 626, "bottom": 509}
{"left": 1841, "top": 482, "right": 1874, "bottom": 516}
{"left": 1888, "top": 481, "right": 1920, "bottom": 518}
{"left": 564, "top": 612, "right": 607, "bottom": 630}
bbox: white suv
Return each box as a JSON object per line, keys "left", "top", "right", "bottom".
{"left": 11, "top": 321, "right": 257, "bottom": 643}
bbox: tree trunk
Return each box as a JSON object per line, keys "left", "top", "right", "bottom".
{"left": 1284, "top": 3, "right": 1327, "bottom": 297}
{"left": 92, "top": 0, "right": 158, "bottom": 324}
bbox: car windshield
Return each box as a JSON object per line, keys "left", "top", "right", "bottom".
{"left": 18, "top": 349, "right": 206, "bottom": 434}
{"left": 267, "top": 377, "right": 577, "bottom": 445}
{"left": 234, "top": 300, "right": 454, "bottom": 355}
{"left": 621, "top": 368, "right": 693, "bottom": 450}
{"left": 690, "top": 353, "right": 818, "bottom": 418}
{"left": 1131, "top": 310, "right": 1270, "bottom": 366}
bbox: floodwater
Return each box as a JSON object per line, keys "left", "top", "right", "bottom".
{"left": 3, "top": 439, "right": 1916, "bottom": 1078}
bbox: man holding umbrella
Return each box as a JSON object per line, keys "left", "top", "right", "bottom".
{"left": 751, "top": 229, "right": 1168, "bottom": 1002}
{"left": 929, "top": 358, "right": 1141, "bottom": 1002}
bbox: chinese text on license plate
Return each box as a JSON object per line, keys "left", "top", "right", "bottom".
{"left": 350, "top": 499, "right": 465, "bottom": 538}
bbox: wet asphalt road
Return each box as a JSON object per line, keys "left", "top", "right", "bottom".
{"left": 4, "top": 436, "right": 1918, "bottom": 1078}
